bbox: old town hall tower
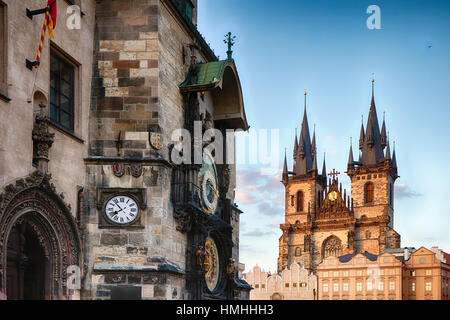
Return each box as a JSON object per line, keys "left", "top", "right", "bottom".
{"left": 278, "top": 82, "right": 400, "bottom": 272}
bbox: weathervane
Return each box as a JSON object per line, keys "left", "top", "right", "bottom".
{"left": 224, "top": 32, "right": 236, "bottom": 60}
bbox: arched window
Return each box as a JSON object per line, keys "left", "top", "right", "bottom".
{"left": 295, "top": 247, "right": 302, "bottom": 256}
{"left": 322, "top": 236, "right": 342, "bottom": 259}
{"left": 296, "top": 191, "right": 304, "bottom": 212}
{"left": 365, "top": 182, "right": 374, "bottom": 203}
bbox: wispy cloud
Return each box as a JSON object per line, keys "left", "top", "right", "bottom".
{"left": 258, "top": 202, "right": 283, "bottom": 216}
{"left": 396, "top": 184, "right": 423, "bottom": 199}
{"left": 235, "top": 168, "right": 284, "bottom": 208}
{"left": 242, "top": 228, "right": 277, "bottom": 238}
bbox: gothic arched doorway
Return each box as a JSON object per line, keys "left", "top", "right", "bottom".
{"left": 6, "top": 220, "right": 47, "bottom": 300}
{"left": 0, "top": 171, "right": 83, "bottom": 300}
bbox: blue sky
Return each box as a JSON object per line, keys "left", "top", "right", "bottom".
{"left": 198, "top": 0, "right": 450, "bottom": 272}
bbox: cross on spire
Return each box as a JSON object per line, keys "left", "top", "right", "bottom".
{"left": 329, "top": 169, "right": 340, "bottom": 181}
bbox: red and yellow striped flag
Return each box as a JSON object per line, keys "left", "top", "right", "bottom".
{"left": 35, "top": 0, "right": 57, "bottom": 68}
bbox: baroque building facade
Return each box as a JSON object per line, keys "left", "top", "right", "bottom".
{"left": 0, "top": 0, "right": 250, "bottom": 300}
{"left": 278, "top": 83, "right": 400, "bottom": 273}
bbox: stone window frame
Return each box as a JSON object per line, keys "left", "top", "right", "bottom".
{"left": 295, "top": 247, "right": 302, "bottom": 256}
{"left": 0, "top": 0, "right": 8, "bottom": 100}
{"left": 49, "top": 42, "right": 83, "bottom": 140}
{"left": 425, "top": 281, "right": 432, "bottom": 291}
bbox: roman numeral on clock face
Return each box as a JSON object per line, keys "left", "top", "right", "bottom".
{"left": 105, "top": 195, "right": 139, "bottom": 225}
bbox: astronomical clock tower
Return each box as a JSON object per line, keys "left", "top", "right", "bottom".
{"left": 279, "top": 82, "right": 400, "bottom": 273}
{"left": 82, "top": 0, "right": 249, "bottom": 300}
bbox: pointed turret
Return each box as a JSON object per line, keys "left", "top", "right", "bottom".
{"left": 385, "top": 132, "right": 391, "bottom": 160}
{"left": 392, "top": 142, "right": 397, "bottom": 169}
{"left": 293, "top": 128, "right": 298, "bottom": 159}
{"left": 380, "top": 111, "right": 387, "bottom": 149}
{"left": 294, "top": 91, "right": 313, "bottom": 176}
{"left": 348, "top": 137, "right": 354, "bottom": 170}
{"left": 282, "top": 148, "right": 289, "bottom": 184}
{"left": 322, "top": 153, "right": 327, "bottom": 177}
{"left": 359, "top": 116, "right": 365, "bottom": 150}
{"left": 311, "top": 125, "right": 316, "bottom": 157}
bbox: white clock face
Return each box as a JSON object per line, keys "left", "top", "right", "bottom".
{"left": 105, "top": 195, "right": 139, "bottom": 225}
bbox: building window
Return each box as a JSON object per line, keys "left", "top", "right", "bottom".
{"left": 389, "top": 281, "right": 395, "bottom": 291}
{"left": 333, "top": 283, "right": 339, "bottom": 292}
{"left": 366, "top": 230, "right": 371, "bottom": 239}
{"left": 293, "top": 283, "right": 297, "bottom": 288}
{"left": 333, "top": 271, "right": 339, "bottom": 277}
{"left": 367, "top": 281, "right": 373, "bottom": 291}
{"left": 295, "top": 247, "right": 301, "bottom": 256}
{"left": 323, "top": 283, "right": 329, "bottom": 292}
{"left": 365, "top": 182, "right": 374, "bottom": 203}
{"left": 0, "top": 1, "right": 7, "bottom": 96}
{"left": 322, "top": 272, "right": 328, "bottom": 278}
{"left": 378, "top": 281, "right": 384, "bottom": 291}
{"left": 426, "top": 269, "right": 432, "bottom": 276}
{"left": 255, "top": 284, "right": 259, "bottom": 289}
{"left": 410, "top": 282, "right": 416, "bottom": 293}
{"left": 343, "top": 283, "right": 349, "bottom": 292}
{"left": 410, "top": 270, "right": 416, "bottom": 277}
{"left": 419, "top": 258, "right": 426, "bottom": 264}
{"left": 425, "top": 282, "right": 432, "bottom": 291}
{"left": 343, "top": 271, "right": 349, "bottom": 277}
{"left": 356, "top": 270, "right": 363, "bottom": 276}
{"left": 356, "top": 282, "right": 363, "bottom": 292}
{"left": 50, "top": 51, "right": 75, "bottom": 131}
{"left": 261, "top": 284, "right": 265, "bottom": 289}
{"left": 296, "top": 191, "right": 304, "bottom": 212}
{"left": 285, "top": 283, "right": 289, "bottom": 288}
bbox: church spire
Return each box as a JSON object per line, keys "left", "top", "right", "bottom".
{"left": 361, "top": 77, "right": 384, "bottom": 165}
{"left": 295, "top": 90, "right": 313, "bottom": 176}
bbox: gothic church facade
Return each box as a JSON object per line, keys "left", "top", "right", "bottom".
{"left": 278, "top": 83, "right": 400, "bottom": 273}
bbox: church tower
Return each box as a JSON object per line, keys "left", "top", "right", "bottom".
{"left": 278, "top": 93, "right": 327, "bottom": 272}
{"left": 347, "top": 80, "right": 400, "bottom": 253}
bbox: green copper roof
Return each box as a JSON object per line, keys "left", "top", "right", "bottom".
{"left": 179, "top": 60, "right": 230, "bottom": 90}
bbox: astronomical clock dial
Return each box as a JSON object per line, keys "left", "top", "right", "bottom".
{"left": 198, "top": 150, "right": 219, "bottom": 214}
{"left": 205, "top": 237, "right": 220, "bottom": 292}
{"left": 328, "top": 191, "right": 338, "bottom": 201}
{"left": 105, "top": 195, "right": 139, "bottom": 225}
